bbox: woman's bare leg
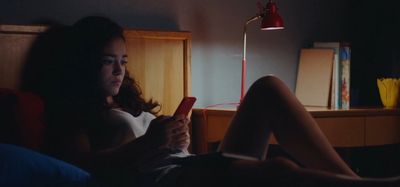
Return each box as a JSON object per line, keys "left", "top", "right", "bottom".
{"left": 218, "top": 75, "right": 357, "bottom": 176}
{"left": 229, "top": 158, "right": 399, "bottom": 187}
{"left": 177, "top": 157, "right": 399, "bottom": 187}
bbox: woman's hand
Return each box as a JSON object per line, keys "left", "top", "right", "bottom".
{"left": 144, "top": 115, "right": 190, "bottom": 152}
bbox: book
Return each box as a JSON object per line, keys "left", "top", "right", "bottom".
{"left": 339, "top": 44, "right": 351, "bottom": 109}
{"left": 295, "top": 48, "right": 335, "bottom": 107}
{"left": 313, "top": 42, "right": 340, "bottom": 109}
{"left": 313, "top": 42, "right": 351, "bottom": 109}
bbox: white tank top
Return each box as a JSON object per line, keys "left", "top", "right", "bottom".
{"left": 109, "top": 109, "right": 191, "bottom": 173}
{"left": 110, "top": 108, "right": 155, "bottom": 138}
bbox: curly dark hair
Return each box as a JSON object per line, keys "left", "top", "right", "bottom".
{"left": 40, "top": 16, "right": 161, "bottom": 156}
{"left": 70, "top": 16, "right": 160, "bottom": 116}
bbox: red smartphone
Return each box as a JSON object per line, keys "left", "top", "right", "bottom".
{"left": 173, "top": 96, "right": 197, "bottom": 117}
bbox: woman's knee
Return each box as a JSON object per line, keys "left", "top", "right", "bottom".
{"left": 246, "top": 75, "right": 289, "bottom": 99}
{"left": 251, "top": 75, "right": 284, "bottom": 90}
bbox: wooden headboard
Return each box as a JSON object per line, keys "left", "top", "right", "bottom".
{"left": 0, "top": 25, "right": 192, "bottom": 115}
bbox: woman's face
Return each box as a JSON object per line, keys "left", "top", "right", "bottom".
{"left": 99, "top": 37, "right": 127, "bottom": 97}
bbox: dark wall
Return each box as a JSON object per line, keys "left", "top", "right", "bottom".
{"left": 349, "top": 0, "right": 400, "bottom": 106}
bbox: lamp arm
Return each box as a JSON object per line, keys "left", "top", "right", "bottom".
{"left": 243, "top": 15, "right": 262, "bottom": 60}
{"left": 241, "top": 15, "right": 262, "bottom": 101}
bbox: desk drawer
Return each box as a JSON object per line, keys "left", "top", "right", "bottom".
{"left": 207, "top": 114, "right": 233, "bottom": 142}
{"left": 315, "top": 117, "right": 364, "bottom": 147}
{"left": 365, "top": 116, "right": 400, "bottom": 146}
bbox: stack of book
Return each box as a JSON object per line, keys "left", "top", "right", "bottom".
{"left": 295, "top": 42, "right": 351, "bottom": 109}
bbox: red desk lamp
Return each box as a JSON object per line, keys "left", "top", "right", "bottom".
{"left": 240, "top": 0, "right": 284, "bottom": 102}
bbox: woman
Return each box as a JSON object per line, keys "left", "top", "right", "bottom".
{"left": 43, "top": 16, "right": 400, "bottom": 187}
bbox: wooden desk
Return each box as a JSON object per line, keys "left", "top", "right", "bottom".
{"left": 190, "top": 107, "right": 400, "bottom": 154}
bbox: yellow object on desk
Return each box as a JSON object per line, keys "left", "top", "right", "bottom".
{"left": 377, "top": 78, "right": 400, "bottom": 108}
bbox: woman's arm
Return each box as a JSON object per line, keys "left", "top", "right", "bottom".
{"left": 59, "top": 130, "right": 153, "bottom": 172}
{"left": 59, "top": 115, "right": 190, "bottom": 173}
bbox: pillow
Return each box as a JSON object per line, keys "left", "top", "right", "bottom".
{"left": 0, "top": 88, "right": 45, "bottom": 150}
{"left": 0, "top": 143, "right": 93, "bottom": 187}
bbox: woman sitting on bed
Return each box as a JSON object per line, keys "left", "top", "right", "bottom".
{"left": 43, "top": 16, "right": 400, "bottom": 187}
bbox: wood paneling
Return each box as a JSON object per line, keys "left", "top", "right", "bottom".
{"left": 0, "top": 25, "right": 45, "bottom": 89}
{"left": 124, "top": 30, "right": 191, "bottom": 115}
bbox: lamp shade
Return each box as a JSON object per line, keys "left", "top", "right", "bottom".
{"left": 261, "top": 1, "right": 284, "bottom": 30}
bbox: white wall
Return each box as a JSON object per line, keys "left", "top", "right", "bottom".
{"left": 0, "top": 0, "right": 352, "bottom": 107}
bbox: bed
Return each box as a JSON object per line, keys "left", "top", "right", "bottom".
{"left": 0, "top": 25, "right": 195, "bottom": 186}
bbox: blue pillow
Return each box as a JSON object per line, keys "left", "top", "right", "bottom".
{"left": 0, "top": 144, "right": 96, "bottom": 187}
